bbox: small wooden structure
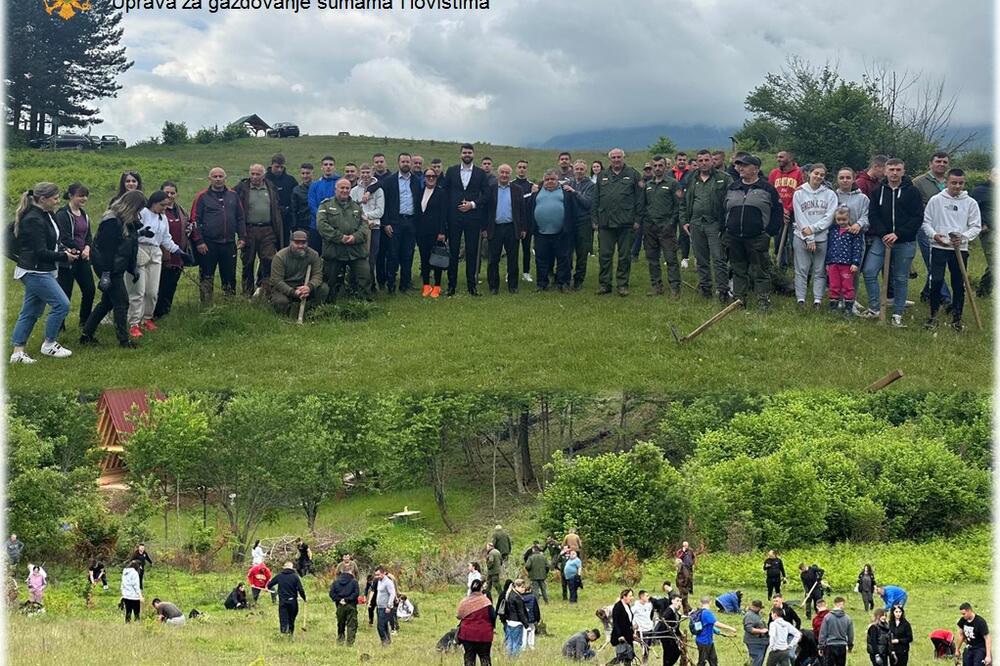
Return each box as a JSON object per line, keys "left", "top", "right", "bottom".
{"left": 95, "top": 389, "right": 163, "bottom": 490}
{"left": 389, "top": 506, "right": 422, "bottom": 524}
{"left": 233, "top": 114, "right": 270, "bottom": 136}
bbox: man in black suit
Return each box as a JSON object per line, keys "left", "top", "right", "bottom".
{"left": 379, "top": 153, "right": 423, "bottom": 293}
{"left": 443, "top": 143, "right": 489, "bottom": 295}
{"left": 485, "top": 163, "right": 526, "bottom": 294}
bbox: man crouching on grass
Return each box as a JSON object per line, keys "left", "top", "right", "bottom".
{"left": 152, "top": 598, "right": 185, "bottom": 626}
{"left": 269, "top": 229, "right": 329, "bottom": 315}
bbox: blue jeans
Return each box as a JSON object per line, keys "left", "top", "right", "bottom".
{"left": 862, "top": 239, "right": 916, "bottom": 315}
{"left": 504, "top": 623, "right": 525, "bottom": 656}
{"left": 12, "top": 272, "right": 70, "bottom": 347}
{"left": 376, "top": 607, "right": 392, "bottom": 645}
{"left": 747, "top": 643, "right": 766, "bottom": 666}
{"left": 919, "top": 231, "right": 951, "bottom": 300}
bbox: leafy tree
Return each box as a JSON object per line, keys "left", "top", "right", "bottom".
{"left": 648, "top": 135, "right": 677, "bottom": 157}
{"left": 212, "top": 392, "right": 302, "bottom": 561}
{"left": 9, "top": 391, "right": 98, "bottom": 472}
{"left": 218, "top": 121, "right": 251, "bottom": 142}
{"left": 541, "top": 442, "right": 688, "bottom": 558}
{"left": 125, "top": 394, "right": 214, "bottom": 539}
{"left": 161, "top": 120, "right": 189, "bottom": 145}
{"left": 7, "top": 416, "right": 100, "bottom": 560}
{"left": 733, "top": 117, "right": 783, "bottom": 153}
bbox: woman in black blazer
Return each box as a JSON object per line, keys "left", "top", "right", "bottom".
{"left": 9, "top": 182, "right": 79, "bottom": 363}
{"left": 80, "top": 190, "right": 145, "bottom": 348}
{"left": 54, "top": 182, "right": 95, "bottom": 329}
{"left": 416, "top": 168, "right": 449, "bottom": 297}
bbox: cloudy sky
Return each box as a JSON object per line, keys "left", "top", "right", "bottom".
{"left": 99, "top": 0, "right": 993, "bottom": 144}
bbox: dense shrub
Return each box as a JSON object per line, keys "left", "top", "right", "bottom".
{"left": 541, "top": 443, "right": 688, "bottom": 558}
{"left": 958, "top": 149, "right": 992, "bottom": 171}
{"left": 217, "top": 122, "right": 251, "bottom": 142}
{"left": 161, "top": 120, "right": 189, "bottom": 145}
{"left": 688, "top": 393, "right": 990, "bottom": 550}
{"left": 193, "top": 127, "right": 217, "bottom": 144}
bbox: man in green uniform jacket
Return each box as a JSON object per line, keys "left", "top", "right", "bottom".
{"left": 525, "top": 545, "right": 551, "bottom": 603}
{"left": 269, "top": 229, "right": 329, "bottom": 314}
{"left": 642, "top": 156, "right": 684, "bottom": 296}
{"left": 317, "top": 179, "right": 371, "bottom": 301}
{"left": 592, "top": 148, "right": 645, "bottom": 296}
{"left": 485, "top": 542, "right": 503, "bottom": 599}
{"left": 684, "top": 150, "right": 734, "bottom": 303}
{"left": 491, "top": 524, "right": 512, "bottom": 563}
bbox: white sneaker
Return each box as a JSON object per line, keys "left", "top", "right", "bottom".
{"left": 252, "top": 286, "right": 263, "bottom": 299}
{"left": 852, "top": 301, "right": 865, "bottom": 317}
{"left": 860, "top": 308, "right": 880, "bottom": 320}
{"left": 9, "top": 351, "right": 36, "bottom": 364}
{"left": 40, "top": 341, "right": 72, "bottom": 358}
{"left": 891, "top": 314, "right": 906, "bottom": 328}
{"left": 681, "top": 258, "right": 689, "bottom": 269}
{"left": 904, "top": 300, "right": 914, "bottom": 308}
{"left": 522, "top": 272, "right": 534, "bottom": 283}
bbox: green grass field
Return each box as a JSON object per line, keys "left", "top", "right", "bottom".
{"left": 7, "top": 569, "right": 986, "bottom": 666}
{"left": 5, "top": 139, "right": 992, "bottom": 392}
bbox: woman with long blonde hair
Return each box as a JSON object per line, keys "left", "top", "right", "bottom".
{"left": 9, "top": 182, "right": 78, "bottom": 363}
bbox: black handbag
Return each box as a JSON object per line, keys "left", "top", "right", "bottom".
{"left": 429, "top": 241, "right": 450, "bottom": 269}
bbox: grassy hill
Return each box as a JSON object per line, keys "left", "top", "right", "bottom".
{"left": 4, "top": 139, "right": 993, "bottom": 392}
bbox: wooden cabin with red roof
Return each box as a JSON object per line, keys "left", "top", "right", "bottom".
{"left": 96, "top": 389, "right": 163, "bottom": 490}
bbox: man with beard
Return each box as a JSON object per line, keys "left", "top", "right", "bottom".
{"left": 380, "top": 153, "right": 423, "bottom": 294}
{"left": 592, "top": 148, "right": 644, "bottom": 296}
{"left": 269, "top": 230, "right": 328, "bottom": 314}
{"left": 306, "top": 156, "right": 341, "bottom": 252}
{"left": 265, "top": 154, "right": 298, "bottom": 247}
{"left": 235, "top": 163, "right": 284, "bottom": 298}
{"left": 642, "top": 156, "right": 683, "bottom": 297}
{"left": 768, "top": 150, "right": 803, "bottom": 268}
{"left": 443, "top": 144, "right": 489, "bottom": 296}
{"left": 684, "top": 149, "right": 733, "bottom": 302}
{"left": 557, "top": 151, "right": 574, "bottom": 183}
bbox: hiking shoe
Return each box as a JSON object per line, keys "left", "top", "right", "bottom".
{"left": 670, "top": 289, "right": 681, "bottom": 299}
{"left": 421, "top": 285, "right": 432, "bottom": 297}
{"left": 142, "top": 319, "right": 157, "bottom": 332}
{"left": 681, "top": 258, "right": 689, "bottom": 269}
{"left": 129, "top": 324, "right": 143, "bottom": 338}
{"left": 522, "top": 272, "right": 534, "bottom": 283}
{"left": 120, "top": 339, "right": 138, "bottom": 349}
{"left": 617, "top": 287, "right": 629, "bottom": 297}
{"left": 9, "top": 351, "right": 36, "bottom": 364}
{"left": 40, "top": 341, "right": 72, "bottom": 358}
{"left": 860, "top": 308, "right": 880, "bottom": 320}
{"left": 924, "top": 317, "right": 939, "bottom": 330}
{"left": 79, "top": 334, "right": 99, "bottom": 346}
{"left": 952, "top": 319, "right": 966, "bottom": 332}
{"left": 430, "top": 286, "right": 441, "bottom": 299}
{"left": 891, "top": 314, "right": 906, "bottom": 328}
{"left": 596, "top": 286, "right": 612, "bottom": 295}
{"left": 852, "top": 301, "right": 865, "bottom": 317}
{"left": 647, "top": 286, "right": 664, "bottom": 296}
{"left": 700, "top": 288, "right": 713, "bottom": 300}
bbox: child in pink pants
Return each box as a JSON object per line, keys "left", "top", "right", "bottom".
{"left": 825, "top": 207, "right": 865, "bottom": 317}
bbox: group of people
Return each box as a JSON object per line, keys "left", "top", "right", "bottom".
{"left": 8, "top": 145, "right": 990, "bottom": 364}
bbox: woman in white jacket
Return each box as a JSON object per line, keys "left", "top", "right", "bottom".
{"left": 121, "top": 559, "right": 144, "bottom": 623}
{"left": 792, "top": 164, "right": 838, "bottom": 307}
{"left": 127, "top": 190, "right": 182, "bottom": 338}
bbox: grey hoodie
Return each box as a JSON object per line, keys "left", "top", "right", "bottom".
{"left": 836, "top": 188, "right": 870, "bottom": 233}
{"left": 818, "top": 607, "right": 854, "bottom": 648}
{"left": 792, "top": 182, "right": 838, "bottom": 242}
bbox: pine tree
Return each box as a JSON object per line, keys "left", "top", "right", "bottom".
{"left": 5, "top": 0, "right": 132, "bottom": 138}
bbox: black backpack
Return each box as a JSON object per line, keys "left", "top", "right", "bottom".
{"left": 5, "top": 221, "right": 19, "bottom": 262}
{"left": 689, "top": 608, "right": 703, "bottom": 634}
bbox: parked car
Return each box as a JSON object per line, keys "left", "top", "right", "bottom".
{"left": 266, "top": 122, "right": 300, "bottom": 138}
{"left": 29, "top": 133, "right": 100, "bottom": 150}
{"left": 100, "top": 135, "right": 127, "bottom": 149}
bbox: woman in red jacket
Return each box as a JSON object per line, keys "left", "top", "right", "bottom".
{"left": 247, "top": 561, "right": 273, "bottom": 606}
{"left": 457, "top": 578, "right": 496, "bottom": 665}
{"left": 154, "top": 181, "right": 205, "bottom": 319}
